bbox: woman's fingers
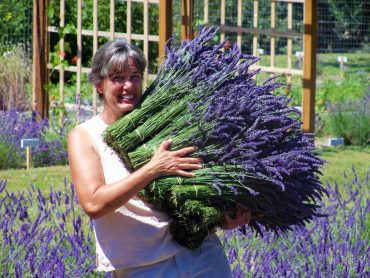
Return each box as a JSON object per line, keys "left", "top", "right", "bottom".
{"left": 175, "top": 169, "right": 196, "bottom": 178}
{"left": 179, "top": 157, "right": 202, "bottom": 164}
{"left": 173, "top": 146, "right": 198, "bottom": 157}
{"left": 176, "top": 163, "right": 202, "bottom": 170}
{"left": 159, "top": 139, "right": 172, "bottom": 151}
{"left": 148, "top": 140, "right": 202, "bottom": 177}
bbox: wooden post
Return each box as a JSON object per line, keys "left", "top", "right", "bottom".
{"left": 181, "top": 0, "right": 194, "bottom": 42}
{"left": 143, "top": 0, "right": 149, "bottom": 87}
{"left": 286, "top": 1, "right": 293, "bottom": 89}
{"left": 237, "top": 0, "right": 242, "bottom": 48}
{"left": 76, "top": 0, "right": 82, "bottom": 122}
{"left": 220, "top": 0, "right": 225, "bottom": 42}
{"left": 26, "top": 147, "right": 33, "bottom": 169}
{"left": 159, "top": 0, "right": 172, "bottom": 62}
{"left": 203, "top": 0, "right": 209, "bottom": 24}
{"left": 33, "top": 0, "right": 49, "bottom": 120}
{"left": 302, "top": 0, "right": 317, "bottom": 133}
{"left": 92, "top": 0, "right": 98, "bottom": 115}
{"left": 59, "top": 0, "right": 65, "bottom": 122}
{"left": 21, "top": 139, "right": 40, "bottom": 169}
{"left": 270, "top": 0, "right": 276, "bottom": 69}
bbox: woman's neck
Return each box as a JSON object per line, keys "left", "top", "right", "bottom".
{"left": 99, "top": 109, "right": 126, "bottom": 125}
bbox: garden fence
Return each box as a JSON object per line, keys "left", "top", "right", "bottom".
{"left": 317, "top": 0, "right": 369, "bottom": 53}
{"left": 0, "top": 0, "right": 33, "bottom": 57}
{"left": 47, "top": 0, "right": 160, "bottom": 120}
{"left": 46, "top": 0, "right": 312, "bottom": 120}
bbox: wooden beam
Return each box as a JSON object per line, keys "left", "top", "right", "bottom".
{"left": 59, "top": 0, "right": 65, "bottom": 122}
{"left": 203, "top": 0, "right": 209, "bottom": 24}
{"left": 159, "top": 0, "right": 172, "bottom": 62}
{"left": 270, "top": 0, "right": 276, "bottom": 68}
{"left": 76, "top": 0, "right": 82, "bottom": 122}
{"left": 181, "top": 0, "right": 194, "bottom": 42}
{"left": 220, "top": 0, "right": 225, "bottom": 42}
{"left": 218, "top": 25, "right": 302, "bottom": 40}
{"left": 48, "top": 26, "right": 160, "bottom": 41}
{"left": 92, "top": 0, "right": 98, "bottom": 115}
{"left": 302, "top": 0, "right": 317, "bottom": 133}
{"left": 143, "top": 0, "right": 149, "bottom": 87}
{"left": 33, "top": 0, "right": 49, "bottom": 120}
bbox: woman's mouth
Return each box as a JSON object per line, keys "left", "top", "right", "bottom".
{"left": 118, "top": 94, "right": 135, "bottom": 103}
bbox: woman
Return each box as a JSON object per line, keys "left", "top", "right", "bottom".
{"left": 68, "top": 39, "right": 251, "bottom": 277}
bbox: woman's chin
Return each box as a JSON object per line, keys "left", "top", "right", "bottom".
{"left": 117, "top": 102, "right": 136, "bottom": 112}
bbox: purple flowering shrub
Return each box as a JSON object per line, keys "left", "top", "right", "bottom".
{"left": 222, "top": 168, "right": 370, "bottom": 277}
{"left": 0, "top": 110, "right": 69, "bottom": 169}
{"left": 0, "top": 179, "right": 108, "bottom": 277}
{"left": 0, "top": 168, "right": 368, "bottom": 276}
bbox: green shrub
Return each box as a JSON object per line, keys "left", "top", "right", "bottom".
{"left": 0, "top": 45, "right": 32, "bottom": 110}
{"left": 0, "top": 139, "right": 23, "bottom": 169}
{"left": 324, "top": 95, "right": 370, "bottom": 145}
{"left": 316, "top": 72, "right": 368, "bottom": 112}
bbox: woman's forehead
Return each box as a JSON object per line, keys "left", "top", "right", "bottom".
{"left": 125, "top": 59, "right": 139, "bottom": 72}
{"left": 109, "top": 58, "right": 139, "bottom": 76}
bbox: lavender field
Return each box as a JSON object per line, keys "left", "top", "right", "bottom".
{"left": 0, "top": 110, "right": 369, "bottom": 277}
{"left": 0, "top": 166, "right": 369, "bottom": 277}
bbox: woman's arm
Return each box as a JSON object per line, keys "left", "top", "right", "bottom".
{"left": 68, "top": 127, "right": 202, "bottom": 219}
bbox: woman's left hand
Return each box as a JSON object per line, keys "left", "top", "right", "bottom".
{"left": 220, "top": 204, "right": 252, "bottom": 230}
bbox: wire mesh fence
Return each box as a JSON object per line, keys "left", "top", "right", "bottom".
{"left": 317, "top": 0, "right": 369, "bottom": 53}
{"left": 0, "top": 1, "right": 368, "bottom": 57}
{"left": 0, "top": 0, "right": 33, "bottom": 57}
{"left": 192, "top": 0, "right": 369, "bottom": 54}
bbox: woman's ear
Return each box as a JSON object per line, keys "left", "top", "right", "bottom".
{"left": 95, "top": 82, "right": 104, "bottom": 96}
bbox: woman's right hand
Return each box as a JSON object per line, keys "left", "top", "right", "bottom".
{"left": 143, "top": 139, "right": 202, "bottom": 179}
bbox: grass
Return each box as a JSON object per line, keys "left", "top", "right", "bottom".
{"left": 0, "top": 145, "right": 369, "bottom": 195}
{"left": 318, "top": 145, "right": 370, "bottom": 188}
{"left": 0, "top": 165, "right": 71, "bottom": 194}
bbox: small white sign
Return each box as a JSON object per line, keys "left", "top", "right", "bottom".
{"left": 257, "top": 48, "right": 264, "bottom": 55}
{"left": 328, "top": 137, "right": 344, "bottom": 146}
{"left": 21, "top": 138, "right": 40, "bottom": 148}
{"left": 337, "top": 56, "right": 348, "bottom": 63}
{"left": 295, "top": 51, "right": 304, "bottom": 58}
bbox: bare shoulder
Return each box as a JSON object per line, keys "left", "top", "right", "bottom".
{"left": 68, "top": 124, "right": 97, "bottom": 156}
{"left": 68, "top": 124, "right": 88, "bottom": 142}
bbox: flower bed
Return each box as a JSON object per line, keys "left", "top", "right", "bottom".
{"left": 1, "top": 168, "right": 368, "bottom": 277}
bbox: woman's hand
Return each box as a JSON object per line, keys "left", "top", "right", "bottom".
{"left": 143, "top": 139, "right": 202, "bottom": 179}
{"left": 220, "top": 204, "right": 252, "bottom": 230}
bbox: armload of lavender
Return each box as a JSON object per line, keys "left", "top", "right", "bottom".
{"left": 104, "top": 27, "right": 325, "bottom": 250}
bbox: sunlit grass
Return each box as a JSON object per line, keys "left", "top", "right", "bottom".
{"left": 0, "top": 165, "right": 71, "bottom": 194}
{"left": 1, "top": 144, "right": 369, "bottom": 196}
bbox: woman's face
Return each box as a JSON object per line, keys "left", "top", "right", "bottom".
{"left": 97, "top": 59, "right": 142, "bottom": 118}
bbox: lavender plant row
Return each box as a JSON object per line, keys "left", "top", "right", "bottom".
{"left": 223, "top": 168, "right": 370, "bottom": 277}
{"left": 104, "top": 27, "right": 325, "bottom": 249}
{"left": 0, "top": 110, "right": 68, "bottom": 169}
{"left": 0, "top": 179, "right": 103, "bottom": 277}
{"left": 0, "top": 169, "right": 368, "bottom": 276}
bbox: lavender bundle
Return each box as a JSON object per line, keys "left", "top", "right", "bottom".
{"left": 104, "top": 27, "right": 325, "bottom": 249}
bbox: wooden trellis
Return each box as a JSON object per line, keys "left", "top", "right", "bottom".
{"left": 33, "top": 0, "right": 316, "bottom": 132}
{"left": 200, "top": 0, "right": 317, "bottom": 132}
{"left": 45, "top": 0, "right": 163, "bottom": 119}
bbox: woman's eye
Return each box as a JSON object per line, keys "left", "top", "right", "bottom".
{"left": 112, "top": 77, "right": 125, "bottom": 83}
{"left": 130, "top": 75, "right": 141, "bottom": 82}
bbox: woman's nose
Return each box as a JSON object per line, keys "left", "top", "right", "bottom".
{"left": 122, "top": 80, "right": 133, "bottom": 90}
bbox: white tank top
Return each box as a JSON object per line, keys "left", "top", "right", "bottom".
{"left": 80, "top": 115, "right": 184, "bottom": 271}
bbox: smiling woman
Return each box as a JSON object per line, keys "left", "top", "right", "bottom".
{"left": 67, "top": 39, "right": 249, "bottom": 277}
{"left": 96, "top": 59, "right": 143, "bottom": 124}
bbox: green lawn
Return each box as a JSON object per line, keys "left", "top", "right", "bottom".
{"left": 317, "top": 145, "right": 370, "bottom": 190}
{"left": 0, "top": 165, "right": 71, "bottom": 193}
{"left": 0, "top": 145, "right": 369, "bottom": 194}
